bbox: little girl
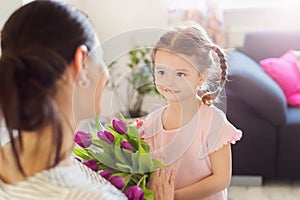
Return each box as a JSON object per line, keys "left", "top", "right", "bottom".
{"left": 144, "top": 24, "right": 242, "bottom": 200}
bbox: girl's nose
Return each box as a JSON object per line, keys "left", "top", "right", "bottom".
{"left": 162, "top": 75, "right": 173, "bottom": 87}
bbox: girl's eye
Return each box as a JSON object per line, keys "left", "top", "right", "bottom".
{"left": 177, "top": 72, "right": 186, "bottom": 77}
{"left": 157, "top": 70, "right": 165, "bottom": 75}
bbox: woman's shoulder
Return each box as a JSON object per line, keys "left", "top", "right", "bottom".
{"left": 0, "top": 161, "right": 126, "bottom": 200}
{"left": 65, "top": 182, "right": 125, "bottom": 200}
{"left": 70, "top": 160, "right": 126, "bottom": 199}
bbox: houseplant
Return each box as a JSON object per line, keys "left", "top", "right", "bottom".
{"left": 107, "top": 48, "right": 159, "bottom": 118}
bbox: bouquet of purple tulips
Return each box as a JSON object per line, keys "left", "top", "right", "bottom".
{"left": 73, "top": 114, "right": 164, "bottom": 200}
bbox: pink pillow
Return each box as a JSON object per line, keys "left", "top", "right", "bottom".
{"left": 259, "top": 50, "right": 300, "bottom": 107}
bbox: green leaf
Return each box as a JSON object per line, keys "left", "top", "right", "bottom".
{"left": 95, "top": 116, "right": 105, "bottom": 131}
{"left": 152, "top": 158, "right": 166, "bottom": 170}
{"left": 114, "top": 145, "right": 131, "bottom": 166}
{"left": 106, "top": 125, "right": 125, "bottom": 140}
{"left": 141, "top": 175, "right": 154, "bottom": 200}
{"left": 72, "top": 148, "right": 90, "bottom": 161}
{"left": 87, "top": 123, "right": 98, "bottom": 141}
{"left": 119, "top": 112, "right": 130, "bottom": 124}
{"left": 137, "top": 140, "right": 147, "bottom": 154}
{"left": 138, "top": 153, "right": 152, "bottom": 173}
{"left": 130, "top": 152, "right": 140, "bottom": 173}
{"left": 125, "top": 135, "right": 139, "bottom": 152}
{"left": 108, "top": 60, "right": 117, "bottom": 68}
{"left": 116, "top": 163, "right": 132, "bottom": 172}
{"left": 127, "top": 126, "right": 140, "bottom": 138}
{"left": 89, "top": 151, "right": 117, "bottom": 169}
{"left": 139, "top": 140, "right": 150, "bottom": 152}
{"left": 110, "top": 172, "right": 128, "bottom": 178}
{"left": 87, "top": 122, "right": 96, "bottom": 135}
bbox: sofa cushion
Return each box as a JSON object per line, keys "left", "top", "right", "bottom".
{"left": 260, "top": 50, "right": 300, "bottom": 107}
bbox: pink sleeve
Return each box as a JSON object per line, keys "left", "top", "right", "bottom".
{"left": 199, "top": 107, "right": 242, "bottom": 158}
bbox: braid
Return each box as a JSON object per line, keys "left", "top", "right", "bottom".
{"left": 200, "top": 45, "right": 228, "bottom": 106}
{"left": 213, "top": 46, "right": 228, "bottom": 88}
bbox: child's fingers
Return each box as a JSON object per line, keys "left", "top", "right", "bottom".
{"left": 169, "top": 167, "right": 175, "bottom": 185}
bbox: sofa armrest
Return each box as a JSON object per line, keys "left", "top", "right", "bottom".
{"left": 226, "top": 50, "right": 287, "bottom": 126}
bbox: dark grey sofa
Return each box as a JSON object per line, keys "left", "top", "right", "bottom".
{"left": 225, "top": 31, "right": 300, "bottom": 179}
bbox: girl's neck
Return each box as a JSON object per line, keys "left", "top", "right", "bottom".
{"left": 163, "top": 97, "right": 201, "bottom": 130}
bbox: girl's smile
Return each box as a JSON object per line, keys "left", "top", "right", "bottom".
{"left": 159, "top": 86, "right": 180, "bottom": 94}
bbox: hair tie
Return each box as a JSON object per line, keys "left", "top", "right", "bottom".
{"left": 213, "top": 46, "right": 218, "bottom": 51}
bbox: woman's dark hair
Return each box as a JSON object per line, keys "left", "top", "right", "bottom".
{"left": 0, "top": 0, "right": 96, "bottom": 175}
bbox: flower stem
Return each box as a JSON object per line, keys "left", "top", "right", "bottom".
{"left": 137, "top": 174, "right": 147, "bottom": 186}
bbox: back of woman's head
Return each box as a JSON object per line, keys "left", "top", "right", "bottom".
{"left": 0, "top": 0, "right": 96, "bottom": 174}
{"left": 151, "top": 23, "right": 228, "bottom": 105}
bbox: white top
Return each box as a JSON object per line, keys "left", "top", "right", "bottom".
{"left": 0, "top": 159, "right": 126, "bottom": 200}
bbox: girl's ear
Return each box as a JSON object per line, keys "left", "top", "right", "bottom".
{"left": 72, "top": 45, "right": 88, "bottom": 73}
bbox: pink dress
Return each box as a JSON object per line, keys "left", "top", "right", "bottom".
{"left": 143, "top": 104, "right": 242, "bottom": 200}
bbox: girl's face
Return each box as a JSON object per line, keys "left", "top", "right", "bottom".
{"left": 154, "top": 50, "right": 202, "bottom": 102}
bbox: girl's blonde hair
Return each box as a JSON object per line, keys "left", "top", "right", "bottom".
{"left": 151, "top": 23, "right": 227, "bottom": 106}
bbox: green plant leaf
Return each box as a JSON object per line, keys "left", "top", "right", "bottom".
{"left": 95, "top": 116, "right": 106, "bottom": 131}
{"left": 106, "top": 125, "right": 125, "bottom": 140}
{"left": 72, "top": 148, "right": 90, "bottom": 161}
{"left": 138, "top": 153, "right": 152, "bottom": 173}
{"left": 130, "top": 152, "right": 141, "bottom": 173}
{"left": 108, "top": 60, "right": 117, "bottom": 68}
{"left": 116, "top": 163, "right": 133, "bottom": 172}
{"left": 152, "top": 158, "right": 166, "bottom": 170}
{"left": 127, "top": 125, "right": 140, "bottom": 137}
{"left": 114, "top": 145, "right": 131, "bottom": 166}
{"left": 139, "top": 140, "right": 150, "bottom": 152}
{"left": 89, "top": 151, "right": 117, "bottom": 169}
{"left": 141, "top": 175, "right": 154, "bottom": 200}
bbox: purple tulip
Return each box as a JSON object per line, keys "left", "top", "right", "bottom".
{"left": 120, "top": 141, "right": 133, "bottom": 152}
{"left": 125, "top": 186, "right": 145, "bottom": 200}
{"left": 112, "top": 118, "right": 128, "bottom": 134}
{"left": 97, "top": 130, "right": 114, "bottom": 144}
{"left": 99, "top": 170, "right": 113, "bottom": 180}
{"left": 108, "top": 176, "right": 125, "bottom": 190}
{"left": 83, "top": 158, "right": 98, "bottom": 172}
{"left": 74, "top": 131, "right": 92, "bottom": 148}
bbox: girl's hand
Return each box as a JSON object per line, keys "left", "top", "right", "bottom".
{"left": 148, "top": 167, "right": 175, "bottom": 200}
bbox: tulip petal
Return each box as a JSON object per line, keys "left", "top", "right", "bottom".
{"left": 83, "top": 158, "right": 98, "bottom": 172}
{"left": 120, "top": 141, "right": 133, "bottom": 152}
{"left": 112, "top": 118, "right": 128, "bottom": 134}
{"left": 108, "top": 176, "right": 125, "bottom": 190}
{"left": 125, "top": 186, "right": 144, "bottom": 200}
{"left": 74, "top": 131, "right": 92, "bottom": 148}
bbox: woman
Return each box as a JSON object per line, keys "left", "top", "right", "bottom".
{"left": 0, "top": 1, "right": 126, "bottom": 199}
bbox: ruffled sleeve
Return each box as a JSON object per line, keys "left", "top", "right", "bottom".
{"left": 199, "top": 106, "right": 242, "bottom": 159}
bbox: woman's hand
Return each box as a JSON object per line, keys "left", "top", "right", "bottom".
{"left": 148, "top": 167, "right": 175, "bottom": 200}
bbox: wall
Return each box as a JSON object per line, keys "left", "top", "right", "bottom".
{"left": 78, "top": 0, "right": 169, "bottom": 41}
{"left": 0, "top": 0, "right": 22, "bottom": 29}
{"left": 224, "top": 4, "right": 300, "bottom": 47}
{"left": 0, "top": 0, "right": 22, "bottom": 55}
